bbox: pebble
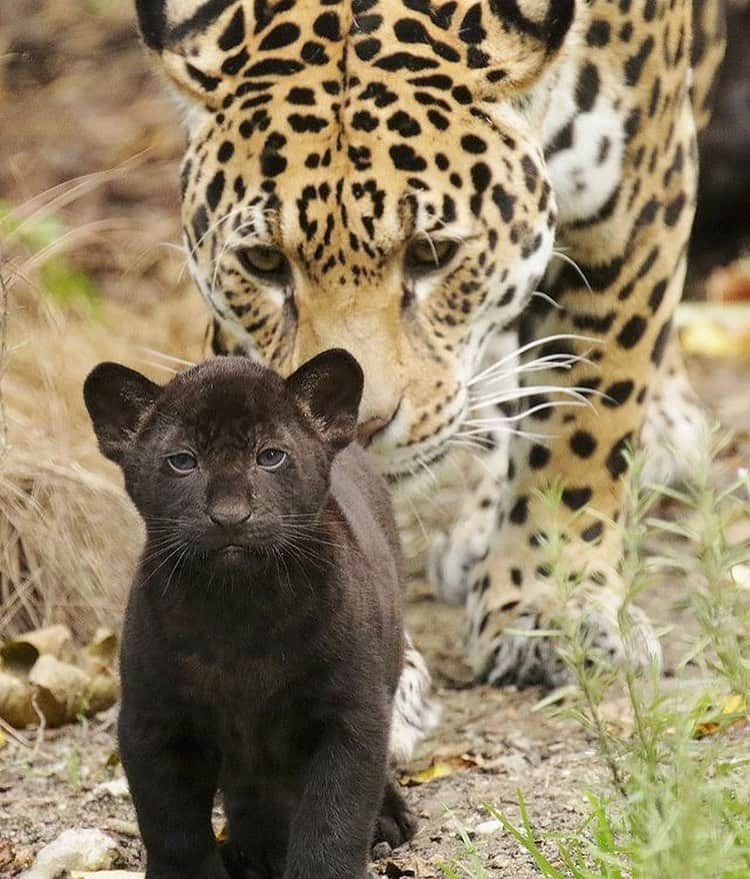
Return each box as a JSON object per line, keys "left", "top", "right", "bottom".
{"left": 92, "top": 777, "right": 130, "bottom": 799}
{"left": 22, "top": 828, "right": 117, "bottom": 879}
{"left": 371, "top": 841, "right": 392, "bottom": 860}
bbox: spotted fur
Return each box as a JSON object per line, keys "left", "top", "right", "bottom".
{"left": 135, "top": 0, "right": 725, "bottom": 688}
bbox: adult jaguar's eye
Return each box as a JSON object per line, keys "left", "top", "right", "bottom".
{"left": 236, "top": 245, "right": 291, "bottom": 283}
{"left": 166, "top": 452, "right": 198, "bottom": 474}
{"left": 404, "top": 238, "right": 459, "bottom": 277}
{"left": 257, "top": 448, "right": 287, "bottom": 470}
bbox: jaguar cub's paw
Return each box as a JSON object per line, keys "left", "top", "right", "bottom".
{"left": 219, "top": 842, "right": 277, "bottom": 879}
{"left": 477, "top": 588, "right": 662, "bottom": 688}
{"left": 372, "top": 780, "right": 417, "bottom": 852}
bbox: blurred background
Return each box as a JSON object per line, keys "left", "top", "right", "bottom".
{"left": 0, "top": 0, "right": 748, "bottom": 640}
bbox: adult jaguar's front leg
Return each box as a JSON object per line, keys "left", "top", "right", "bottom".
{"left": 464, "top": 6, "right": 705, "bottom": 686}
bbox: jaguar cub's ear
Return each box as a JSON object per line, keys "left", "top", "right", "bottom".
{"left": 134, "top": 0, "right": 244, "bottom": 109}
{"left": 286, "top": 350, "right": 364, "bottom": 453}
{"left": 84, "top": 363, "right": 160, "bottom": 464}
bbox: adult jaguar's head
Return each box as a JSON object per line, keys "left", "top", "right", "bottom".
{"left": 136, "top": 0, "right": 574, "bottom": 478}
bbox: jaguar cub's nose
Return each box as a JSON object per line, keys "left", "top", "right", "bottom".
{"left": 208, "top": 502, "right": 252, "bottom": 528}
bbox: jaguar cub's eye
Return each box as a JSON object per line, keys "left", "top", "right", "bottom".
{"left": 167, "top": 452, "right": 198, "bottom": 474}
{"left": 257, "top": 448, "right": 287, "bottom": 470}
{"left": 236, "top": 245, "right": 291, "bottom": 283}
{"left": 404, "top": 238, "right": 459, "bottom": 277}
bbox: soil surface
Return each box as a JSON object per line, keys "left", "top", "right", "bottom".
{"left": 1, "top": 2, "right": 749, "bottom": 877}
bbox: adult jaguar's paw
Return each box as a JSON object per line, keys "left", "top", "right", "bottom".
{"left": 389, "top": 633, "right": 441, "bottom": 763}
{"left": 640, "top": 346, "right": 710, "bottom": 486}
{"left": 470, "top": 586, "right": 662, "bottom": 688}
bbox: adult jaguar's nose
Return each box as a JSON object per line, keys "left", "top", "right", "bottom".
{"left": 358, "top": 400, "right": 402, "bottom": 447}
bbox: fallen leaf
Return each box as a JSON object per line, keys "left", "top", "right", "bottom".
{"left": 399, "top": 754, "right": 478, "bottom": 786}
{"left": 86, "top": 670, "right": 120, "bottom": 714}
{"left": 677, "top": 303, "right": 750, "bottom": 359}
{"left": 0, "top": 670, "right": 36, "bottom": 727}
{"left": 0, "top": 625, "right": 73, "bottom": 675}
{"left": 0, "top": 838, "right": 14, "bottom": 872}
{"left": 85, "top": 628, "right": 118, "bottom": 666}
{"left": 29, "top": 654, "right": 90, "bottom": 727}
{"left": 694, "top": 693, "right": 748, "bottom": 738}
{"left": 706, "top": 257, "right": 750, "bottom": 303}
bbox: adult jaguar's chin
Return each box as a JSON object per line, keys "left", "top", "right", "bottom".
{"left": 371, "top": 406, "right": 468, "bottom": 485}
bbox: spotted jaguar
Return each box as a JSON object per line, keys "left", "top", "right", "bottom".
{"left": 134, "top": 0, "right": 725, "bottom": 688}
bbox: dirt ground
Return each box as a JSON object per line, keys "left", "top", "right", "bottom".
{"left": 1, "top": 2, "right": 749, "bottom": 877}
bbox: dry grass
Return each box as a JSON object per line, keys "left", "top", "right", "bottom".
{"left": 0, "top": 254, "right": 209, "bottom": 639}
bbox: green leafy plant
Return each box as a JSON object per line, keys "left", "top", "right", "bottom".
{"left": 0, "top": 199, "right": 100, "bottom": 304}
{"left": 442, "top": 432, "right": 750, "bottom": 878}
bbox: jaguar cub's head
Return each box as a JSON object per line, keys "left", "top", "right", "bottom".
{"left": 135, "top": 0, "right": 574, "bottom": 478}
{"left": 84, "top": 350, "right": 363, "bottom": 569}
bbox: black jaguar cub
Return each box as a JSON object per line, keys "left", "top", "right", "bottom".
{"left": 83, "top": 350, "right": 415, "bottom": 879}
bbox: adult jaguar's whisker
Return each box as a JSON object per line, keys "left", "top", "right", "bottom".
{"left": 468, "top": 333, "right": 602, "bottom": 386}
{"left": 531, "top": 290, "right": 565, "bottom": 310}
{"left": 469, "top": 354, "right": 598, "bottom": 393}
{"left": 550, "top": 249, "right": 593, "bottom": 294}
{"left": 467, "top": 398, "right": 590, "bottom": 424}
{"left": 469, "top": 384, "right": 601, "bottom": 412}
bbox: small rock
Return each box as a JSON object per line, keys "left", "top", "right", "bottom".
{"left": 371, "top": 842, "right": 392, "bottom": 860}
{"left": 22, "top": 829, "right": 117, "bottom": 879}
{"left": 475, "top": 818, "right": 502, "bottom": 835}
{"left": 92, "top": 778, "right": 130, "bottom": 799}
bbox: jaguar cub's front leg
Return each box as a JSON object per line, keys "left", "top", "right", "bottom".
{"left": 119, "top": 713, "right": 228, "bottom": 879}
{"left": 284, "top": 709, "right": 390, "bottom": 879}
{"left": 466, "top": 28, "right": 700, "bottom": 686}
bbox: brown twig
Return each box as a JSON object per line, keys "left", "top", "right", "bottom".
{"left": 29, "top": 689, "right": 47, "bottom": 762}
{"left": 0, "top": 716, "right": 31, "bottom": 748}
{"left": 0, "top": 258, "right": 8, "bottom": 459}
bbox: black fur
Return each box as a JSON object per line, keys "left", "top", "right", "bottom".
{"left": 84, "top": 351, "right": 415, "bottom": 879}
{"left": 134, "top": 0, "right": 168, "bottom": 49}
{"left": 135, "top": 0, "right": 237, "bottom": 49}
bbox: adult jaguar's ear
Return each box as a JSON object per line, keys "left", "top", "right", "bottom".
{"left": 133, "top": 0, "right": 242, "bottom": 109}
{"left": 454, "top": 0, "right": 576, "bottom": 98}
{"left": 286, "top": 350, "right": 365, "bottom": 453}
{"left": 84, "top": 363, "right": 160, "bottom": 465}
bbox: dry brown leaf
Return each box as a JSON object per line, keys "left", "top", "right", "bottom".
{"left": 86, "top": 671, "right": 120, "bottom": 715}
{"left": 28, "top": 654, "right": 90, "bottom": 727}
{"left": 694, "top": 693, "right": 748, "bottom": 738}
{"left": 399, "top": 753, "right": 478, "bottom": 786}
{"left": 706, "top": 258, "right": 750, "bottom": 303}
{"left": 0, "top": 670, "right": 36, "bottom": 727}
{"left": 1, "top": 625, "right": 74, "bottom": 676}
{"left": 0, "top": 839, "right": 16, "bottom": 873}
{"left": 87, "top": 628, "right": 118, "bottom": 663}
{"left": 677, "top": 303, "right": 750, "bottom": 359}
